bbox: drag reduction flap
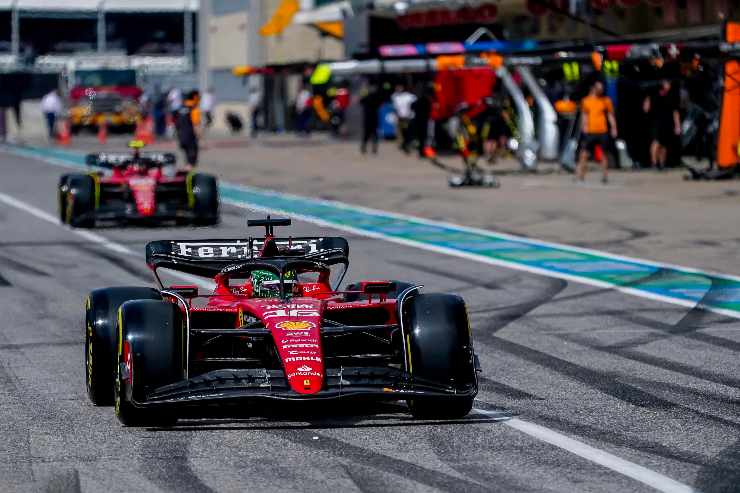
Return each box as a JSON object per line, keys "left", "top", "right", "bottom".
{"left": 85, "top": 152, "right": 176, "bottom": 168}
{"left": 146, "top": 237, "right": 349, "bottom": 276}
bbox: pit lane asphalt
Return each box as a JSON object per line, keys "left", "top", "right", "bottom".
{"left": 0, "top": 151, "right": 738, "bottom": 493}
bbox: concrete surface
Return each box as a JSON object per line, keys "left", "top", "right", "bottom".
{"left": 0, "top": 148, "right": 738, "bottom": 492}
{"left": 45, "top": 133, "right": 740, "bottom": 276}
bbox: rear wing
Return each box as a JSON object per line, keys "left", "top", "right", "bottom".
{"left": 146, "top": 237, "right": 349, "bottom": 277}
{"left": 85, "top": 152, "right": 177, "bottom": 168}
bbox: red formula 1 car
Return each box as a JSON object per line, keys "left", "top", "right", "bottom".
{"left": 84, "top": 217, "right": 479, "bottom": 426}
{"left": 59, "top": 141, "right": 218, "bottom": 228}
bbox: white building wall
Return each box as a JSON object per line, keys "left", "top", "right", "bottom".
{"left": 208, "top": 11, "right": 250, "bottom": 69}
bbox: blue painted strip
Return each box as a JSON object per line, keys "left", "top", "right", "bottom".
{"left": 6, "top": 143, "right": 740, "bottom": 318}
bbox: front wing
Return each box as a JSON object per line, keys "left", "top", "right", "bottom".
{"left": 130, "top": 367, "right": 478, "bottom": 408}
{"left": 83, "top": 202, "right": 202, "bottom": 223}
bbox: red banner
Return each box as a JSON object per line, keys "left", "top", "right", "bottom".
{"left": 397, "top": 4, "right": 498, "bottom": 29}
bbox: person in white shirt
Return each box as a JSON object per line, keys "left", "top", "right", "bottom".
{"left": 247, "top": 86, "right": 262, "bottom": 137}
{"left": 295, "top": 86, "right": 312, "bottom": 135}
{"left": 391, "top": 84, "right": 416, "bottom": 153}
{"left": 200, "top": 87, "right": 215, "bottom": 128}
{"left": 40, "top": 89, "right": 63, "bottom": 139}
{"left": 166, "top": 87, "right": 182, "bottom": 116}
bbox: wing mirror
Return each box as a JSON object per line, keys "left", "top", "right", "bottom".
{"left": 362, "top": 281, "right": 396, "bottom": 294}
{"left": 167, "top": 285, "right": 199, "bottom": 298}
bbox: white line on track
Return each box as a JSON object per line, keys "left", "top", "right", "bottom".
{"left": 5, "top": 145, "right": 740, "bottom": 320}
{"left": 0, "top": 192, "right": 214, "bottom": 289}
{"left": 0, "top": 190, "right": 698, "bottom": 493}
{"left": 223, "top": 198, "right": 740, "bottom": 321}
{"left": 474, "top": 410, "right": 695, "bottom": 493}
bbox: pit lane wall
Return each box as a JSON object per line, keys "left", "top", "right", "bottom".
{"left": 6, "top": 143, "right": 740, "bottom": 319}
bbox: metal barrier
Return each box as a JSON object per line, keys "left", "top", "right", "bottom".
{"left": 517, "top": 66, "right": 559, "bottom": 161}
{"left": 497, "top": 66, "right": 538, "bottom": 171}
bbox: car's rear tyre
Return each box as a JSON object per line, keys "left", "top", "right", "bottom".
{"left": 65, "top": 175, "right": 95, "bottom": 228}
{"left": 403, "top": 293, "right": 477, "bottom": 419}
{"left": 115, "top": 300, "right": 183, "bottom": 427}
{"left": 58, "top": 174, "right": 70, "bottom": 224}
{"left": 85, "top": 287, "right": 161, "bottom": 406}
{"left": 191, "top": 173, "right": 219, "bottom": 226}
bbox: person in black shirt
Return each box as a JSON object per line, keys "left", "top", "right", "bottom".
{"left": 174, "top": 90, "right": 201, "bottom": 168}
{"left": 152, "top": 85, "right": 167, "bottom": 138}
{"left": 360, "top": 84, "right": 382, "bottom": 154}
{"left": 649, "top": 80, "right": 681, "bottom": 169}
{"left": 411, "top": 86, "right": 433, "bottom": 158}
{"left": 478, "top": 96, "right": 511, "bottom": 163}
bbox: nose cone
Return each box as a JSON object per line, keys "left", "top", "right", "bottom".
{"left": 252, "top": 298, "right": 325, "bottom": 395}
{"left": 286, "top": 366, "right": 323, "bottom": 394}
{"left": 274, "top": 320, "right": 325, "bottom": 394}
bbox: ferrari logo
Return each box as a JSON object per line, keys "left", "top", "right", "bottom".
{"left": 303, "top": 379, "right": 311, "bottom": 387}
{"left": 276, "top": 320, "right": 315, "bottom": 330}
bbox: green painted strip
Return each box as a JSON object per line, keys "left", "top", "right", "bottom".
{"left": 5, "top": 143, "right": 740, "bottom": 319}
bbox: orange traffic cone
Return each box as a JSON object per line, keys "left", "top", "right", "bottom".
{"left": 97, "top": 120, "right": 107, "bottom": 144}
{"left": 135, "top": 116, "right": 154, "bottom": 145}
{"left": 143, "top": 115, "right": 155, "bottom": 144}
{"left": 56, "top": 119, "right": 71, "bottom": 146}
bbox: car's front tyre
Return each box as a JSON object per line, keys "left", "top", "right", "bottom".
{"left": 58, "top": 174, "right": 70, "bottom": 224}
{"left": 115, "top": 300, "right": 183, "bottom": 426}
{"left": 64, "top": 175, "right": 95, "bottom": 228}
{"left": 190, "top": 173, "right": 219, "bottom": 226}
{"left": 402, "top": 293, "right": 477, "bottom": 419}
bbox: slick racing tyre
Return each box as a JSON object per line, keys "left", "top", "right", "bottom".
{"left": 403, "top": 293, "right": 477, "bottom": 419}
{"left": 191, "top": 173, "right": 219, "bottom": 226}
{"left": 64, "top": 174, "right": 95, "bottom": 228}
{"left": 58, "top": 174, "right": 70, "bottom": 224}
{"left": 85, "top": 287, "right": 161, "bottom": 406}
{"left": 115, "top": 300, "right": 182, "bottom": 427}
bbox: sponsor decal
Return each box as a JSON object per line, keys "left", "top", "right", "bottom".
{"left": 264, "top": 309, "right": 320, "bottom": 319}
{"left": 297, "top": 365, "right": 312, "bottom": 372}
{"left": 281, "top": 338, "right": 316, "bottom": 344}
{"left": 265, "top": 303, "right": 315, "bottom": 309}
{"left": 287, "top": 371, "right": 321, "bottom": 378}
{"left": 252, "top": 239, "right": 321, "bottom": 255}
{"left": 275, "top": 320, "right": 315, "bottom": 330}
{"left": 172, "top": 239, "right": 323, "bottom": 259}
{"left": 284, "top": 356, "right": 322, "bottom": 363}
{"left": 280, "top": 331, "right": 311, "bottom": 338}
{"left": 174, "top": 242, "right": 251, "bottom": 259}
{"left": 282, "top": 343, "right": 320, "bottom": 349}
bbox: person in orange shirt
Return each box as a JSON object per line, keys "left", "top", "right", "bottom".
{"left": 577, "top": 81, "right": 617, "bottom": 183}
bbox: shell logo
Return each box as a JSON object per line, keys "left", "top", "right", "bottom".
{"left": 276, "top": 320, "right": 315, "bottom": 330}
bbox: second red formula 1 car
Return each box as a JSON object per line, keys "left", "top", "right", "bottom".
{"left": 59, "top": 141, "right": 218, "bottom": 228}
{"left": 84, "top": 217, "right": 480, "bottom": 426}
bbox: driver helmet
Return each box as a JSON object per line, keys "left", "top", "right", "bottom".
{"left": 251, "top": 269, "right": 279, "bottom": 298}
{"left": 250, "top": 269, "right": 297, "bottom": 298}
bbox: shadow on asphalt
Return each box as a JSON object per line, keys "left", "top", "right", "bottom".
{"left": 144, "top": 401, "right": 514, "bottom": 432}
